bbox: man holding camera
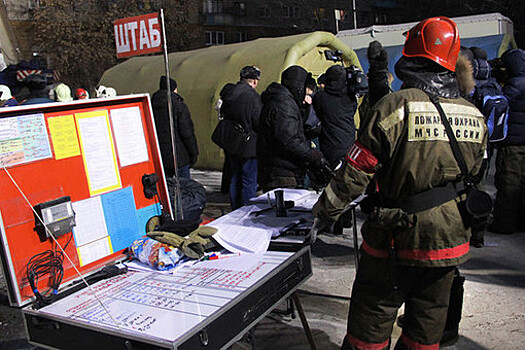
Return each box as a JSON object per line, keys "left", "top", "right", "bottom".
{"left": 313, "top": 64, "right": 358, "bottom": 169}
{"left": 314, "top": 17, "right": 487, "bottom": 349}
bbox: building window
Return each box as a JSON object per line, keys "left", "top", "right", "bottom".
{"left": 206, "top": 31, "right": 224, "bottom": 46}
{"left": 259, "top": 6, "right": 271, "bottom": 18}
{"left": 237, "top": 32, "right": 247, "bottom": 42}
{"left": 28, "top": 0, "right": 46, "bottom": 8}
{"left": 234, "top": 2, "right": 246, "bottom": 16}
{"left": 283, "top": 5, "right": 298, "bottom": 18}
{"left": 202, "top": 0, "right": 223, "bottom": 14}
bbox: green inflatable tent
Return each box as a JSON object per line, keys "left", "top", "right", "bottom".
{"left": 100, "top": 31, "right": 360, "bottom": 170}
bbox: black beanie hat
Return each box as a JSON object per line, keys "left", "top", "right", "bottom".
{"left": 160, "top": 75, "right": 177, "bottom": 91}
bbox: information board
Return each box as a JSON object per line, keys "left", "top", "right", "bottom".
{"left": 0, "top": 95, "right": 172, "bottom": 306}
{"left": 33, "top": 251, "right": 294, "bottom": 345}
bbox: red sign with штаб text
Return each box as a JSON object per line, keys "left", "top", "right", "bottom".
{"left": 114, "top": 13, "right": 162, "bottom": 58}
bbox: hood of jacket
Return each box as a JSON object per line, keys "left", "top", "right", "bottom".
{"left": 502, "top": 48, "right": 525, "bottom": 77}
{"left": 262, "top": 81, "right": 296, "bottom": 105}
{"left": 455, "top": 54, "right": 476, "bottom": 97}
{"left": 280, "top": 65, "right": 310, "bottom": 105}
{"left": 324, "top": 65, "right": 348, "bottom": 96}
{"left": 395, "top": 56, "right": 460, "bottom": 99}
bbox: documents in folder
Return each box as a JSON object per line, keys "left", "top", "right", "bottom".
{"left": 209, "top": 224, "right": 273, "bottom": 254}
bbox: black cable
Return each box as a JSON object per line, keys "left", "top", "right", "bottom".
{"left": 26, "top": 232, "right": 72, "bottom": 307}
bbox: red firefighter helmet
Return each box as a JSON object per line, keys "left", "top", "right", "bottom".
{"left": 402, "top": 16, "right": 460, "bottom": 72}
{"left": 75, "top": 88, "right": 89, "bottom": 99}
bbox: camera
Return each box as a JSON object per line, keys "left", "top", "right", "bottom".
{"left": 323, "top": 50, "right": 368, "bottom": 98}
{"left": 346, "top": 65, "right": 368, "bottom": 97}
{"left": 324, "top": 49, "right": 344, "bottom": 62}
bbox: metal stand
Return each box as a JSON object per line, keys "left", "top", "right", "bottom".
{"left": 292, "top": 292, "right": 317, "bottom": 350}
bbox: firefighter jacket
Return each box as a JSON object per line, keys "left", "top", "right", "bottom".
{"left": 313, "top": 88, "right": 487, "bottom": 267}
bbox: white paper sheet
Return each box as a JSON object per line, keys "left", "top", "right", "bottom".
{"left": 77, "top": 237, "right": 112, "bottom": 266}
{"left": 208, "top": 224, "right": 272, "bottom": 254}
{"left": 110, "top": 106, "right": 149, "bottom": 167}
{"left": 72, "top": 196, "right": 109, "bottom": 247}
{"left": 77, "top": 113, "right": 121, "bottom": 195}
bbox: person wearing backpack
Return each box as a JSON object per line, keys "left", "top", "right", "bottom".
{"left": 489, "top": 48, "right": 525, "bottom": 235}
{"left": 460, "top": 47, "right": 507, "bottom": 247}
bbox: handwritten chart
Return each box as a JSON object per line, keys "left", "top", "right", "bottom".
{"left": 0, "top": 113, "right": 51, "bottom": 166}
{"left": 38, "top": 251, "right": 294, "bottom": 343}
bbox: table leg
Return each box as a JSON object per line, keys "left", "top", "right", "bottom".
{"left": 291, "top": 292, "right": 317, "bottom": 350}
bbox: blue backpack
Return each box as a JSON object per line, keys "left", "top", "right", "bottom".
{"left": 473, "top": 78, "right": 509, "bottom": 143}
{"left": 482, "top": 95, "right": 509, "bottom": 143}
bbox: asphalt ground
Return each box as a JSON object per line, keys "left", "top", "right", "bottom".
{"left": 1, "top": 167, "right": 524, "bottom": 349}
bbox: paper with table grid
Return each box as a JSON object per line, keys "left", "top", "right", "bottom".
{"left": 37, "top": 250, "right": 293, "bottom": 343}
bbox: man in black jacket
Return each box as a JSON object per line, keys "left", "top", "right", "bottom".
{"left": 490, "top": 48, "right": 525, "bottom": 234}
{"left": 219, "top": 66, "right": 262, "bottom": 209}
{"left": 313, "top": 65, "right": 357, "bottom": 168}
{"left": 152, "top": 76, "right": 199, "bottom": 179}
{"left": 257, "top": 65, "right": 326, "bottom": 191}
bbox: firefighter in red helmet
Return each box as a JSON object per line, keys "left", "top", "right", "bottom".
{"left": 313, "top": 17, "right": 487, "bottom": 349}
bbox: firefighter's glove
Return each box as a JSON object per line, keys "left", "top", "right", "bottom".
{"left": 367, "top": 40, "right": 388, "bottom": 71}
{"left": 148, "top": 227, "right": 218, "bottom": 259}
{"left": 147, "top": 231, "right": 185, "bottom": 248}
{"left": 182, "top": 226, "right": 219, "bottom": 259}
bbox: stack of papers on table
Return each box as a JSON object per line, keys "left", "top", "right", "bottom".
{"left": 208, "top": 224, "right": 273, "bottom": 254}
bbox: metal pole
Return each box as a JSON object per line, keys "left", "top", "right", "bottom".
{"left": 352, "top": 0, "right": 357, "bottom": 29}
{"left": 160, "top": 8, "right": 183, "bottom": 221}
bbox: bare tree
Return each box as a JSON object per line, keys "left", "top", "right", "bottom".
{"left": 32, "top": 0, "right": 201, "bottom": 91}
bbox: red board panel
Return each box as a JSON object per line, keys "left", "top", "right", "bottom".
{"left": 0, "top": 95, "right": 171, "bottom": 306}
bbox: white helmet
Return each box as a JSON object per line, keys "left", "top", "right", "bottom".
{"left": 95, "top": 85, "right": 117, "bottom": 98}
{"left": 0, "top": 85, "right": 12, "bottom": 100}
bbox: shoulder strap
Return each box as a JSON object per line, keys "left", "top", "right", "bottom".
{"left": 425, "top": 93, "right": 472, "bottom": 185}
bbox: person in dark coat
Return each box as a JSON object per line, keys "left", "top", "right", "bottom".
{"left": 313, "top": 65, "right": 357, "bottom": 168}
{"left": 152, "top": 76, "right": 199, "bottom": 179}
{"left": 490, "top": 48, "right": 525, "bottom": 234}
{"left": 219, "top": 66, "right": 263, "bottom": 209}
{"left": 257, "top": 65, "right": 327, "bottom": 192}
{"left": 20, "top": 74, "right": 54, "bottom": 105}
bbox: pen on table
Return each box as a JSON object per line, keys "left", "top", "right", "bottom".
{"left": 207, "top": 252, "right": 241, "bottom": 260}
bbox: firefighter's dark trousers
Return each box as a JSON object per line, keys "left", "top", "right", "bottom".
{"left": 342, "top": 254, "right": 455, "bottom": 350}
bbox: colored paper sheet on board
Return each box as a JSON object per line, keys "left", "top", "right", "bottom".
{"left": 0, "top": 113, "right": 52, "bottom": 166}
{"left": 47, "top": 114, "right": 81, "bottom": 160}
{"left": 136, "top": 203, "right": 162, "bottom": 235}
{"left": 101, "top": 187, "right": 141, "bottom": 252}
{"left": 75, "top": 110, "right": 122, "bottom": 195}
